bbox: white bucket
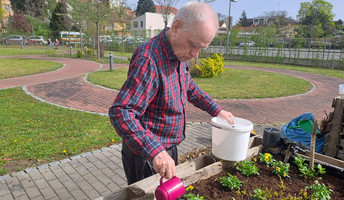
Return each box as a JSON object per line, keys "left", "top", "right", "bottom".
{"left": 211, "top": 117, "right": 253, "bottom": 161}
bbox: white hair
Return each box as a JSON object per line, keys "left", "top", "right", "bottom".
{"left": 172, "top": 1, "right": 219, "bottom": 31}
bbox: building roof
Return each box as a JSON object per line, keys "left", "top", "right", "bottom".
{"left": 155, "top": 5, "right": 178, "bottom": 15}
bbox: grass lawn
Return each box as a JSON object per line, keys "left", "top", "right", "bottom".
{"left": 228, "top": 61, "right": 344, "bottom": 80}
{"left": 87, "top": 67, "right": 312, "bottom": 100}
{"left": 0, "top": 58, "right": 63, "bottom": 79}
{"left": 0, "top": 46, "right": 63, "bottom": 56}
{"left": 0, "top": 87, "right": 120, "bottom": 175}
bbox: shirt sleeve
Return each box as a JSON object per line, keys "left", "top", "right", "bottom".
{"left": 186, "top": 72, "right": 222, "bottom": 117}
{"left": 108, "top": 56, "right": 165, "bottom": 161}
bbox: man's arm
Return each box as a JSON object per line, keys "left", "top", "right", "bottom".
{"left": 108, "top": 57, "right": 165, "bottom": 161}
{"left": 187, "top": 76, "right": 234, "bottom": 124}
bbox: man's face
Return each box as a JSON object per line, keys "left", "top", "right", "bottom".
{"left": 170, "top": 21, "right": 216, "bottom": 62}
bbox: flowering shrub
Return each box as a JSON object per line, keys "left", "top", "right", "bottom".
{"left": 195, "top": 53, "right": 227, "bottom": 78}
{"left": 236, "top": 159, "right": 259, "bottom": 177}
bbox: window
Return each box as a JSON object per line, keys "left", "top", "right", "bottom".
{"left": 140, "top": 21, "right": 143, "bottom": 28}
{"left": 133, "top": 21, "right": 138, "bottom": 28}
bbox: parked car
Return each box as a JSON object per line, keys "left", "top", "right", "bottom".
{"left": 25, "top": 36, "right": 47, "bottom": 45}
{"left": 2, "top": 35, "right": 24, "bottom": 45}
{"left": 99, "top": 36, "right": 113, "bottom": 45}
{"left": 239, "top": 40, "right": 255, "bottom": 47}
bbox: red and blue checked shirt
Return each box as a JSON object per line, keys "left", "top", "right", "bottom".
{"left": 109, "top": 28, "right": 222, "bottom": 161}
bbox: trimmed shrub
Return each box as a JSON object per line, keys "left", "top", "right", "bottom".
{"left": 195, "top": 53, "right": 227, "bottom": 78}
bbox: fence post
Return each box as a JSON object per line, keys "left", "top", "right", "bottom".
{"left": 5, "top": 40, "right": 8, "bottom": 48}
{"left": 70, "top": 46, "right": 73, "bottom": 56}
{"left": 109, "top": 52, "right": 113, "bottom": 71}
{"left": 21, "top": 42, "right": 24, "bottom": 49}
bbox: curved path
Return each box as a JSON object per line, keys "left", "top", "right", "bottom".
{"left": 0, "top": 54, "right": 340, "bottom": 123}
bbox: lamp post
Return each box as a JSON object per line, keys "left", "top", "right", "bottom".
{"left": 226, "top": 0, "right": 237, "bottom": 54}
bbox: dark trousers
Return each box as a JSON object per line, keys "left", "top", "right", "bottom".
{"left": 121, "top": 140, "right": 178, "bottom": 185}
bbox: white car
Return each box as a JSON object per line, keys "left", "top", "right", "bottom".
{"left": 25, "top": 36, "right": 47, "bottom": 45}
{"left": 239, "top": 40, "right": 255, "bottom": 47}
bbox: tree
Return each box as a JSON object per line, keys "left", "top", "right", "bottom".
{"left": 49, "top": 2, "right": 68, "bottom": 40}
{"left": 154, "top": 0, "right": 179, "bottom": 27}
{"left": 238, "top": 10, "right": 248, "bottom": 27}
{"left": 68, "top": 0, "right": 113, "bottom": 60}
{"left": 136, "top": 0, "right": 155, "bottom": 16}
{"left": 9, "top": 13, "right": 31, "bottom": 33}
{"left": 9, "top": 0, "right": 25, "bottom": 13}
{"left": 264, "top": 10, "right": 292, "bottom": 35}
{"left": 297, "top": 0, "right": 335, "bottom": 37}
{"left": 0, "top": 0, "right": 6, "bottom": 30}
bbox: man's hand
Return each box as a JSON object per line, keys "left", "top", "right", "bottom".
{"left": 217, "top": 110, "right": 234, "bottom": 125}
{"left": 152, "top": 150, "right": 176, "bottom": 179}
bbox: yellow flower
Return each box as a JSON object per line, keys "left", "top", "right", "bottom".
{"left": 314, "top": 180, "right": 318, "bottom": 185}
{"left": 29, "top": 138, "right": 32, "bottom": 141}
{"left": 112, "top": 139, "right": 115, "bottom": 142}
{"left": 265, "top": 157, "right": 269, "bottom": 162}
{"left": 63, "top": 150, "right": 67, "bottom": 153}
{"left": 253, "top": 158, "right": 257, "bottom": 162}
{"left": 276, "top": 167, "right": 280, "bottom": 171}
{"left": 237, "top": 190, "right": 241, "bottom": 195}
{"left": 185, "top": 185, "right": 194, "bottom": 191}
{"left": 70, "top": 137, "right": 73, "bottom": 139}
{"left": 14, "top": 140, "right": 17, "bottom": 143}
{"left": 265, "top": 153, "right": 271, "bottom": 157}
{"left": 26, "top": 120, "right": 29, "bottom": 122}
{"left": 283, "top": 172, "right": 286, "bottom": 177}
{"left": 69, "top": 108, "right": 72, "bottom": 111}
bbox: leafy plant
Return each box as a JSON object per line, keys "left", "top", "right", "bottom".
{"left": 307, "top": 180, "right": 333, "bottom": 200}
{"left": 272, "top": 161, "right": 290, "bottom": 178}
{"left": 183, "top": 185, "right": 207, "bottom": 200}
{"left": 259, "top": 153, "right": 276, "bottom": 166}
{"left": 195, "top": 53, "right": 227, "bottom": 78}
{"left": 76, "top": 49, "right": 83, "bottom": 58}
{"left": 217, "top": 173, "right": 242, "bottom": 190}
{"left": 182, "top": 193, "right": 207, "bottom": 200}
{"left": 236, "top": 159, "right": 259, "bottom": 177}
{"left": 294, "top": 155, "right": 326, "bottom": 179}
{"left": 253, "top": 188, "right": 264, "bottom": 200}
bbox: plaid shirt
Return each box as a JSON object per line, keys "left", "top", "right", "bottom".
{"left": 109, "top": 28, "right": 222, "bottom": 161}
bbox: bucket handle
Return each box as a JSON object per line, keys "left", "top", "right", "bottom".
{"left": 211, "top": 124, "right": 223, "bottom": 129}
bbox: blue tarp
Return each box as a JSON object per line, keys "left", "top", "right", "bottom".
{"left": 281, "top": 112, "right": 326, "bottom": 154}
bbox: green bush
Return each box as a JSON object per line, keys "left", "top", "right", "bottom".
{"left": 84, "top": 46, "right": 93, "bottom": 58}
{"left": 195, "top": 53, "right": 227, "bottom": 78}
{"left": 76, "top": 49, "right": 83, "bottom": 58}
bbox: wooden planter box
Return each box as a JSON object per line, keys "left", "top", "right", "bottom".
{"left": 96, "top": 136, "right": 344, "bottom": 200}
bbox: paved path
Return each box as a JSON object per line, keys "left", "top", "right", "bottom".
{"left": 0, "top": 54, "right": 340, "bottom": 199}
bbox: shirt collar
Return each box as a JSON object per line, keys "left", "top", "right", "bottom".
{"left": 160, "top": 27, "right": 178, "bottom": 61}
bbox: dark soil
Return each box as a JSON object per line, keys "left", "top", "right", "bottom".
{"left": 186, "top": 154, "right": 344, "bottom": 200}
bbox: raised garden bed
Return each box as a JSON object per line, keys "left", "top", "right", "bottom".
{"left": 187, "top": 153, "right": 344, "bottom": 199}
{"left": 97, "top": 136, "right": 344, "bottom": 200}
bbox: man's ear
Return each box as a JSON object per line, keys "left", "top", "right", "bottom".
{"left": 171, "top": 19, "right": 183, "bottom": 34}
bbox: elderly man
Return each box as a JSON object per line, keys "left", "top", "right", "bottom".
{"left": 109, "top": 1, "right": 234, "bottom": 185}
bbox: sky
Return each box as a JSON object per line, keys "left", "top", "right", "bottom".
{"left": 125, "top": 0, "right": 344, "bottom": 24}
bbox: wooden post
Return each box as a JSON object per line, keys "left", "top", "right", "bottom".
{"left": 310, "top": 119, "right": 317, "bottom": 169}
{"left": 324, "top": 98, "right": 343, "bottom": 157}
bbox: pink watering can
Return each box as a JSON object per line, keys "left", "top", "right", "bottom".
{"left": 155, "top": 176, "right": 185, "bottom": 200}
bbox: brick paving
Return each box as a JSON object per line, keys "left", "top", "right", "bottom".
{"left": 0, "top": 54, "right": 340, "bottom": 199}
